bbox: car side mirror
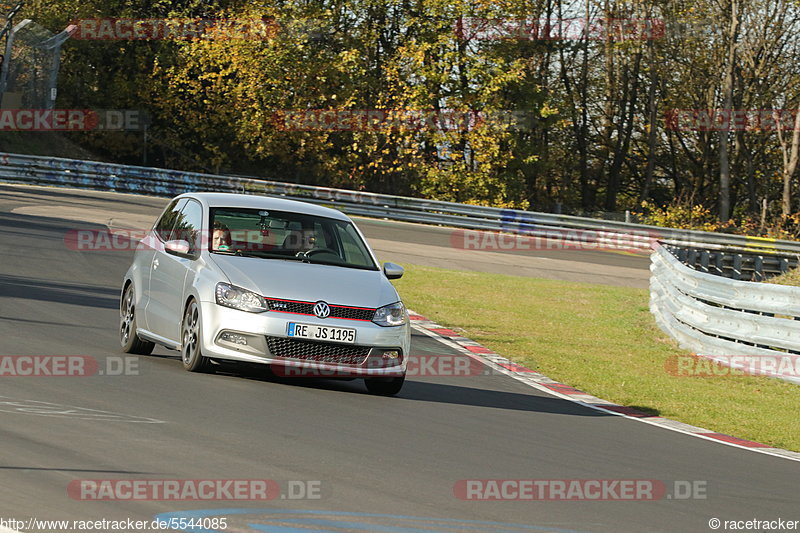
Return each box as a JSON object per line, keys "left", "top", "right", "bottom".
{"left": 164, "top": 239, "right": 193, "bottom": 258}
{"left": 383, "top": 262, "right": 404, "bottom": 280}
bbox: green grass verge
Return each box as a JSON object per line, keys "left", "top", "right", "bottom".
{"left": 765, "top": 267, "right": 800, "bottom": 287}
{"left": 393, "top": 263, "right": 800, "bottom": 452}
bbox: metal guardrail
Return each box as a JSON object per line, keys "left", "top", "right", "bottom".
{"left": 3, "top": 151, "right": 800, "bottom": 255}
{"left": 3, "top": 151, "right": 799, "bottom": 383}
{"left": 662, "top": 243, "right": 797, "bottom": 281}
{"left": 650, "top": 243, "right": 800, "bottom": 385}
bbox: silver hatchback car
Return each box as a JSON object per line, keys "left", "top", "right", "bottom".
{"left": 120, "top": 193, "right": 410, "bottom": 395}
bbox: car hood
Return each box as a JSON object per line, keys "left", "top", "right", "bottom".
{"left": 208, "top": 254, "right": 400, "bottom": 308}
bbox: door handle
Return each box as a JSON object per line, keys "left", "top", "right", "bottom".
{"left": 153, "top": 258, "right": 159, "bottom": 270}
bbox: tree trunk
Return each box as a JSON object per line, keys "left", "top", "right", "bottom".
{"left": 641, "top": 45, "right": 659, "bottom": 202}
{"left": 718, "top": 0, "right": 739, "bottom": 222}
{"left": 777, "top": 109, "right": 800, "bottom": 216}
{"left": 606, "top": 51, "right": 642, "bottom": 211}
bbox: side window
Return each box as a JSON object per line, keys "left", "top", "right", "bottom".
{"left": 154, "top": 199, "right": 187, "bottom": 242}
{"left": 172, "top": 199, "right": 203, "bottom": 254}
{"left": 335, "top": 223, "right": 373, "bottom": 268}
{"left": 313, "top": 222, "right": 330, "bottom": 250}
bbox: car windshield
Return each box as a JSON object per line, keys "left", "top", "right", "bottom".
{"left": 209, "top": 207, "right": 378, "bottom": 271}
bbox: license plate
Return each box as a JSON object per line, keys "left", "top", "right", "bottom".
{"left": 287, "top": 322, "right": 356, "bottom": 344}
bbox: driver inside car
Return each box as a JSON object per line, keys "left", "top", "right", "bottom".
{"left": 211, "top": 221, "right": 232, "bottom": 251}
{"left": 281, "top": 228, "right": 317, "bottom": 254}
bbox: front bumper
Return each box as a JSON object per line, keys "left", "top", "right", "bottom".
{"left": 198, "top": 301, "right": 410, "bottom": 376}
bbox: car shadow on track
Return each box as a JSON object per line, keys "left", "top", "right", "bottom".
{"left": 387, "top": 380, "right": 612, "bottom": 416}
{"left": 145, "top": 352, "right": 632, "bottom": 418}
{"left": 199, "top": 361, "right": 611, "bottom": 417}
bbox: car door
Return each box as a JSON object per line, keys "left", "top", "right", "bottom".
{"left": 146, "top": 198, "right": 202, "bottom": 343}
{"left": 137, "top": 198, "right": 184, "bottom": 332}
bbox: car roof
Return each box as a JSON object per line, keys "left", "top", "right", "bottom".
{"left": 177, "top": 192, "right": 351, "bottom": 221}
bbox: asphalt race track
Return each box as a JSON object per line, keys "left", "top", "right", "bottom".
{"left": 0, "top": 184, "right": 797, "bottom": 533}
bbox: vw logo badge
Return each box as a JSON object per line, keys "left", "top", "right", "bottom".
{"left": 313, "top": 301, "right": 331, "bottom": 319}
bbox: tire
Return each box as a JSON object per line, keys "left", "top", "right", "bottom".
{"left": 364, "top": 375, "right": 405, "bottom": 396}
{"left": 181, "top": 299, "right": 213, "bottom": 373}
{"left": 120, "top": 284, "right": 155, "bottom": 355}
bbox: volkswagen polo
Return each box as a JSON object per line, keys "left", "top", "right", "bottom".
{"left": 119, "top": 193, "right": 410, "bottom": 395}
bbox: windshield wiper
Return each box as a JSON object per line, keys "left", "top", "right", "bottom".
{"left": 301, "top": 258, "right": 377, "bottom": 270}
{"left": 212, "top": 249, "right": 306, "bottom": 261}
{"left": 213, "top": 250, "right": 268, "bottom": 258}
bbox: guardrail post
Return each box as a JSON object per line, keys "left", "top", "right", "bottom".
{"left": 700, "top": 250, "right": 710, "bottom": 273}
{"left": 687, "top": 248, "right": 697, "bottom": 268}
{"left": 754, "top": 256, "right": 764, "bottom": 281}
{"left": 733, "top": 254, "right": 743, "bottom": 280}
{"left": 714, "top": 252, "right": 724, "bottom": 276}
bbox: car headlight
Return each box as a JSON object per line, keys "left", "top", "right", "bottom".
{"left": 372, "top": 301, "right": 407, "bottom": 327}
{"left": 215, "top": 282, "right": 268, "bottom": 313}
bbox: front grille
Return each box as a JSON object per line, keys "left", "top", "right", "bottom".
{"left": 265, "top": 298, "right": 375, "bottom": 321}
{"left": 267, "top": 299, "right": 312, "bottom": 315}
{"left": 266, "top": 336, "right": 371, "bottom": 365}
{"left": 328, "top": 306, "right": 375, "bottom": 321}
